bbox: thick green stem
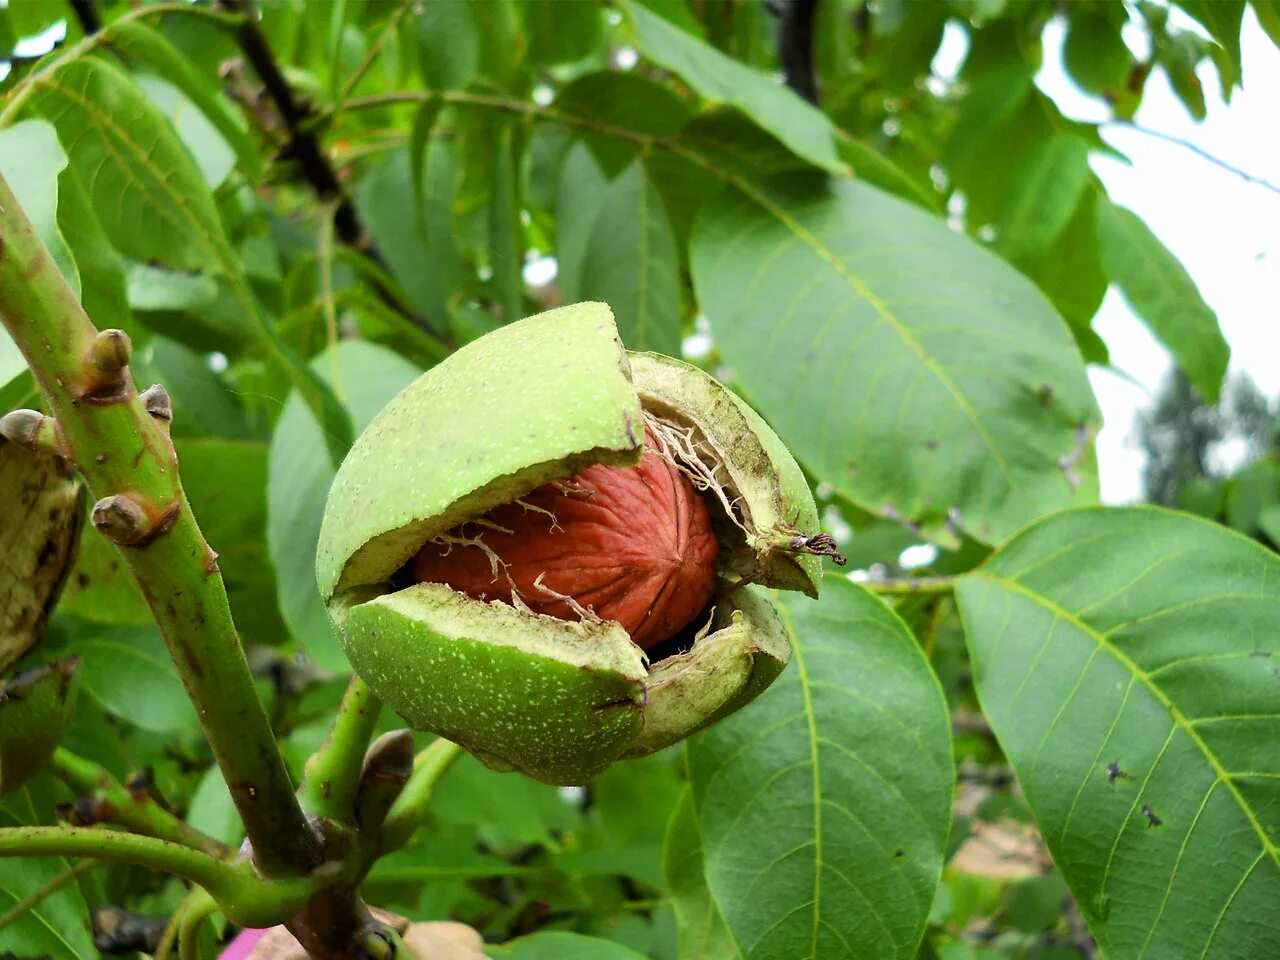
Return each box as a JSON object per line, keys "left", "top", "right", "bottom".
{"left": 50, "top": 749, "right": 230, "bottom": 858}
{"left": 378, "top": 739, "right": 464, "bottom": 856}
{"left": 0, "top": 170, "right": 319, "bottom": 877}
{"left": 300, "top": 675, "right": 383, "bottom": 824}
{"left": 177, "top": 887, "right": 218, "bottom": 960}
{"left": 0, "top": 827, "right": 330, "bottom": 928}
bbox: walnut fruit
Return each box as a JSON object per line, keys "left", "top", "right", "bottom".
{"left": 317, "top": 302, "right": 837, "bottom": 784}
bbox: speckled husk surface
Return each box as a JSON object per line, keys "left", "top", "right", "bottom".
{"left": 318, "top": 302, "right": 816, "bottom": 784}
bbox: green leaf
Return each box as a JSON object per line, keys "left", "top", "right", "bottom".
{"left": 620, "top": 0, "right": 844, "bottom": 173}
{"left": 664, "top": 786, "right": 740, "bottom": 960}
{"left": 70, "top": 621, "right": 197, "bottom": 733}
{"left": 56, "top": 517, "right": 152, "bottom": 626}
{"left": 489, "top": 120, "right": 525, "bottom": 324}
{"left": 1176, "top": 0, "right": 1245, "bottom": 93}
{"left": 488, "top": 931, "right": 650, "bottom": 959}
{"left": 1022, "top": 192, "right": 1109, "bottom": 365}
{"left": 0, "top": 783, "right": 96, "bottom": 959}
{"left": 693, "top": 175, "right": 1099, "bottom": 547}
{"left": 1063, "top": 8, "right": 1132, "bottom": 96}
{"left": 357, "top": 145, "right": 459, "bottom": 332}
{"left": 685, "top": 580, "right": 953, "bottom": 960}
{"left": 1094, "top": 197, "right": 1229, "bottom": 402}
{"left": 579, "top": 160, "right": 681, "bottom": 354}
{"left": 837, "top": 136, "right": 940, "bottom": 211}
{"left": 134, "top": 73, "right": 236, "bottom": 189}
{"left": 955, "top": 507, "right": 1280, "bottom": 960}
{"left": 0, "top": 120, "right": 78, "bottom": 298}
{"left": 145, "top": 336, "right": 256, "bottom": 441}
{"left": 0, "top": 328, "right": 24, "bottom": 390}
{"left": 522, "top": 0, "right": 603, "bottom": 67}
{"left": 1158, "top": 31, "right": 1210, "bottom": 120}
{"left": 553, "top": 71, "right": 694, "bottom": 176}
{"left": 994, "top": 133, "right": 1092, "bottom": 264}
{"left": 869, "top": 0, "right": 948, "bottom": 92}
{"left": 416, "top": 0, "right": 479, "bottom": 90}
{"left": 267, "top": 341, "right": 419, "bottom": 671}
{"left": 104, "top": 20, "right": 260, "bottom": 181}
{"left": 408, "top": 99, "right": 443, "bottom": 226}
{"left": 178, "top": 440, "right": 288, "bottom": 648}
{"left": 125, "top": 261, "right": 219, "bottom": 313}
{"left": 431, "top": 753, "right": 582, "bottom": 850}
{"left": 30, "top": 55, "right": 353, "bottom": 461}
{"left": 29, "top": 57, "right": 222, "bottom": 273}
{"left": 1254, "top": 0, "right": 1280, "bottom": 49}
{"left": 55, "top": 159, "right": 131, "bottom": 337}
{"left": 187, "top": 764, "right": 243, "bottom": 847}
{"left": 556, "top": 141, "right": 611, "bottom": 303}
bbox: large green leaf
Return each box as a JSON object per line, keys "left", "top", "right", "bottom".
{"left": 579, "top": 159, "right": 681, "bottom": 354}
{"left": 55, "top": 158, "right": 132, "bottom": 337}
{"left": 55, "top": 516, "right": 151, "bottom": 627}
{"left": 685, "top": 580, "right": 953, "bottom": 960}
{"left": 134, "top": 73, "right": 236, "bottom": 189}
{"left": 620, "top": 0, "right": 844, "bottom": 174}
{"left": 555, "top": 141, "right": 611, "bottom": 303}
{"left": 693, "top": 175, "right": 1099, "bottom": 547}
{"left": 28, "top": 57, "right": 223, "bottom": 273}
{"left": 0, "top": 120, "right": 77, "bottom": 297}
{"left": 415, "top": 0, "right": 479, "bottom": 90}
{"left": 103, "top": 20, "right": 260, "bottom": 181}
{"left": 1176, "top": 0, "right": 1245, "bottom": 93}
{"left": 0, "top": 781, "right": 96, "bottom": 959}
{"left": 357, "top": 146, "right": 460, "bottom": 333}
{"left": 994, "top": 133, "right": 1092, "bottom": 265}
{"left": 1094, "top": 197, "right": 1229, "bottom": 402}
{"left": 1022, "top": 193, "right": 1109, "bottom": 365}
{"left": 1059, "top": 6, "right": 1131, "bottom": 96}
{"left": 955, "top": 507, "right": 1280, "bottom": 960}
{"left": 487, "top": 931, "right": 649, "bottom": 959}
{"left": 553, "top": 71, "right": 694, "bottom": 176}
{"left": 664, "top": 786, "right": 739, "bottom": 960}
{"left": 522, "top": 0, "right": 603, "bottom": 67}
{"left": 178, "top": 440, "right": 288, "bottom": 648}
{"left": 0, "top": 328, "right": 24, "bottom": 390}
{"left": 267, "top": 342, "right": 419, "bottom": 671}
{"left": 1255, "top": 0, "right": 1280, "bottom": 49}
{"left": 69, "top": 621, "right": 197, "bottom": 733}
{"left": 27, "top": 55, "right": 353, "bottom": 460}
{"left": 1063, "top": 6, "right": 1132, "bottom": 96}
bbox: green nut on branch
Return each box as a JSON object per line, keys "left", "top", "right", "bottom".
{"left": 316, "top": 302, "right": 841, "bottom": 784}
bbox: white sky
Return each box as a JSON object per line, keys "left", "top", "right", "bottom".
{"left": 940, "top": 8, "right": 1280, "bottom": 503}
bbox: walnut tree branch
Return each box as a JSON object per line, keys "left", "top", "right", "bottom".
{"left": 217, "top": 0, "right": 440, "bottom": 336}
{"left": 0, "top": 169, "right": 320, "bottom": 879}
{"left": 67, "top": 0, "right": 102, "bottom": 36}
{"left": 772, "top": 0, "right": 820, "bottom": 105}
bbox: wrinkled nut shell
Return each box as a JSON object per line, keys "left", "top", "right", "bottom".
{"left": 407, "top": 430, "right": 719, "bottom": 650}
